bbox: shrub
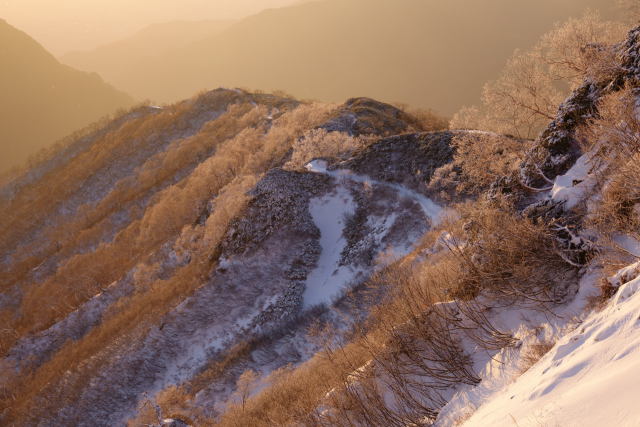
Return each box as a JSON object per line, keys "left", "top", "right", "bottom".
{"left": 430, "top": 132, "right": 531, "bottom": 197}
{"left": 520, "top": 338, "right": 555, "bottom": 372}
{"left": 285, "top": 129, "right": 371, "bottom": 169}
{"left": 584, "top": 89, "right": 640, "bottom": 239}
{"left": 449, "top": 201, "right": 579, "bottom": 304}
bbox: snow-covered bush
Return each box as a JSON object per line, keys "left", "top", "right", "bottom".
{"left": 430, "top": 132, "right": 530, "bottom": 198}
{"left": 286, "top": 128, "right": 371, "bottom": 170}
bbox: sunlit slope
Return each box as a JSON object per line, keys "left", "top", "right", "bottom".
{"left": 0, "top": 19, "right": 133, "bottom": 172}
{"left": 61, "top": 0, "right": 620, "bottom": 114}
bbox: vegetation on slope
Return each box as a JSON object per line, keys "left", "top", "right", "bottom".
{"left": 180, "top": 13, "right": 640, "bottom": 427}
{"left": 0, "top": 85, "right": 446, "bottom": 425}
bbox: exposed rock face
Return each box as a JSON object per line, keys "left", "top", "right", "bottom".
{"left": 516, "top": 25, "right": 640, "bottom": 196}
{"left": 526, "top": 82, "right": 602, "bottom": 187}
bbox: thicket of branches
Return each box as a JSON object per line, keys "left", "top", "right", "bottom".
{"left": 205, "top": 198, "right": 581, "bottom": 426}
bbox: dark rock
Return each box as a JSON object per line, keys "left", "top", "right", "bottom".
{"left": 518, "top": 24, "right": 640, "bottom": 194}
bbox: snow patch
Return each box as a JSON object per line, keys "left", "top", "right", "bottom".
{"left": 551, "top": 154, "right": 597, "bottom": 209}
{"left": 303, "top": 186, "right": 360, "bottom": 308}
{"left": 305, "top": 160, "right": 443, "bottom": 224}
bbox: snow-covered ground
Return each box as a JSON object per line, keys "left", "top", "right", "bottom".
{"left": 306, "top": 160, "right": 443, "bottom": 223}
{"left": 551, "top": 153, "right": 599, "bottom": 210}
{"left": 302, "top": 160, "right": 443, "bottom": 309}
{"left": 435, "top": 263, "right": 640, "bottom": 427}
{"left": 302, "top": 187, "right": 360, "bottom": 308}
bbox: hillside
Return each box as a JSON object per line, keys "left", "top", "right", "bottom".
{"left": 0, "top": 88, "right": 452, "bottom": 425}
{"left": 0, "top": 19, "right": 134, "bottom": 172}
{"left": 61, "top": 20, "right": 234, "bottom": 85}
{"left": 2, "top": 8, "right": 640, "bottom": 427}
{"left": 61, "top": 0, "right": 620, "bottom": 114}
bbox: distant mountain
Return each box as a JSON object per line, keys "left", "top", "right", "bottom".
{"left": 58, "top": 0, "right": 620, "bottom": 114}
{"left": 61, "top": 20, "right": 234, "bottom": 89}
{"left": 0, "top": 19, "right": 134, "bottom": 172}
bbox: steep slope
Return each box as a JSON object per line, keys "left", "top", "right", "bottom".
{"left": 205, "top": 23, "right": 640, "bottom": 427}
{"left": 59, "top": 0, "right": 621, "bottom": 113}
{"left": 459, "top": 267, "right": 640, "bottom": 427}
{"left": 61, "top": 20, "right": 234, "bottom": 84}
{"left": 0, "top": 19, "right": 134, "bottom": 172}
{"left": 435, "top": 23, "right": 640, "bottom": 427}
{"left": 0, "top": 88, "right": 466, "bottom": 425}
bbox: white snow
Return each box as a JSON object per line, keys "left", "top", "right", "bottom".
{"left": 305, "top": 160, "right": 443, "bottom": 224}
{"left": 613, "top": 234, "right": 640, "bottom": 257}
{"left": 302, "top": 159, "right": 445, "bottom": 309}
{"left": 551, "top": 153, "right": 597, "bottom": 209}
{"left": 302, "top": 159, "right": 444, "bottom": 309}
{"left": 302, "top": 186, "right": 360, "bottom": 308}
{"left": 443, "top": 267, "right": 640, "bottom": 427}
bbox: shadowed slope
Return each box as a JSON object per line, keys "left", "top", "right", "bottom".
{"left": 0, "top": 19, "right": 134, "bottom": 172}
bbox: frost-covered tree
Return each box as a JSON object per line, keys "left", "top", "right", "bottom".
{"left": 451, "top": 11, "right": 626, "bottom": 138}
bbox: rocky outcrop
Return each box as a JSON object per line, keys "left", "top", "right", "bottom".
{"left": 319, "top": 97, "right": 417, "bottom": 136}
{"left": 220, "top": 169, "right": 333, "bottom": 257}
{"left": 499, "top": 25, "right": 640, "bottom": 205}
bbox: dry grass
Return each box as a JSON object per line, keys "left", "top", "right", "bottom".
{"left": 576, "top": 88, "right": 640, "bottom": 305}
{"left": 285, "top": 128, "right": 375, "bottom": 170}
{"left": 450, "top": 200, "right": 579, "bottom": 304}
{"left": 520, "top": 339, "right": 555, "bottom": 372}
{"left": 0, "top": 100, "right": 337, "bottom": 425}
{"left": 582, "top": 89, "right": 640, "bottom": 242}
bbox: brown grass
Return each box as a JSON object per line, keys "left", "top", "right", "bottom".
{"left": 520, "top": 339, "right": 555, "bottom": 372}
{"left": 0, "top": 100, "right": 337, "bottom": 424}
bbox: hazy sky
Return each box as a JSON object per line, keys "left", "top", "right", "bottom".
{"left": 0, "top": 0, "right": 302, "bottom": 55}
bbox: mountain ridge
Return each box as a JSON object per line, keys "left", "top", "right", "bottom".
{"left": 0, "top": 19, "right": 134, "bottom": 172}
{"left": 59, "top": 0, "right": 622, "bottom": 114}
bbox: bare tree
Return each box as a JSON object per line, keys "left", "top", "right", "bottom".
{"left": 451, "top": 11, "right": 626, "bottom": 138}
{"left": 235, "top": 369, "right": 259, "bottom": 412}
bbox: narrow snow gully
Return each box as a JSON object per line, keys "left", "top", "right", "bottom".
{"left": 302, "top": 186, "right": 358, "bottom": 308}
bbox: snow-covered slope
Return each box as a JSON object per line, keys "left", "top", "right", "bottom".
{"left": 459, "top": 265, "right": 640, "bottom": 427}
